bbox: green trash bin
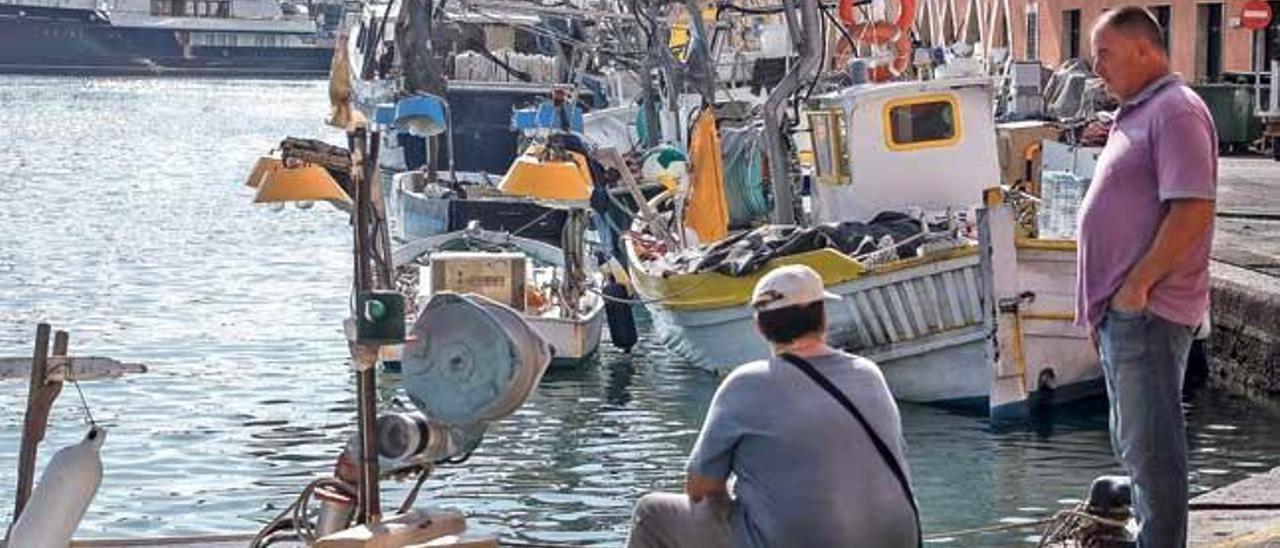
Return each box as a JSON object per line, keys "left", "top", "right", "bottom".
{"left": 1192, "top": 83, "right": 1262, "bottom": 153}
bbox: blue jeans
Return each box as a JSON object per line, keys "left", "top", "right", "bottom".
{"left": 1098, "top": 307, "right": 1195, "bottom": 548}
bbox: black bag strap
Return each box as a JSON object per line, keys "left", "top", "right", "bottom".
{"left": 779, "top": 353, "right": 922, "bottom": 547}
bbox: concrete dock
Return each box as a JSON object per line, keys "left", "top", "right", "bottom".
{"left": 1187, "top": 156, "right": 1280, "bottom": 547}
{"left": 1190, "top": 466, "right": 1280, "bottom": 547}
{"left": 1210, "top": 157, "right": 1280, "bottom": 396}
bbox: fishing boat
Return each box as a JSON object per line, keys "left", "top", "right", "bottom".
{"left": 335, "top": 0, "right": 617, "bottom": 174}
{"left": 617, "top": 0, "right": 1101, "bottom": 421}
{"left": 390, "top": 86, "right": 602, "bottom": 242}
{"left": 391, "top": 223, "right": 606, "bottom": 366}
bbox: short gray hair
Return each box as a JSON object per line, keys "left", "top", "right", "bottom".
{"left": 1096, "top": 6, "right": 1166, "bottom": 52}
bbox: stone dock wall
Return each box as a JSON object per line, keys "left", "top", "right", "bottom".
{"left": 1209, "top": 261, "right": 1280, "bottom": 396}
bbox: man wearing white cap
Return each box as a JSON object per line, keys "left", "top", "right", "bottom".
{"left": 625, "top": 265, "right": 919, "bottom": 548}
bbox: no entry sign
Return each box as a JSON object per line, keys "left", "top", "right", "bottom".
{"left": 1242, "top": 0, "right": 1273, "bottom": 31}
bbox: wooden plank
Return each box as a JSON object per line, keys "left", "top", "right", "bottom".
{"left": 854, "top": 291, "right": 886, "bottom": 345}
{"left": 960, "top": 266, "right": 984, "bottom": 324}
{"left": 0, "top": 357, "right": 147, "bottom": 382}
{"left": 885, "top": 283, "right": 917, "bottom": 339}
{"left": 842, "top": 296, "right": 875, "bottom": 349}
{"left": 941, "top": 270, "right": 967, "bottom": 328}
{"left": 947, "top": 270, "right": 968, "bottom": 324}
{"left": 921, "top": 271, "right": 947, "bottom": 330}
{"left": 70, "top": 534, "right": 265, "bottom": 547}
{"left": 864, "top": 324, "right": 988, "bottom": 364}
{"left": 869, "top": 287, "right": 900, "bottom": 343}
{"left": 595, "top": 147, "right": 678, "bottom": 249}
{"left": 902, "top": 279, "right": 932, "bottom": 336}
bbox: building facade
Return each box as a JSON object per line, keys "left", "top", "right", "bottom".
{"left": 1015, "top": 0, "right": 1278, "bottom": 81}
{"left": 910, "top": 0, "right": 1280, "bottom": 82}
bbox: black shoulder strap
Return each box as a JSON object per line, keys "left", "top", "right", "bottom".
{"left": 779, "top": 353, "right": 922, "bottom": 547}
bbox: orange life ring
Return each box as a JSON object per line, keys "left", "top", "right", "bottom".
{"left": 835, "top": 0, "right": 915, "bottom": 80}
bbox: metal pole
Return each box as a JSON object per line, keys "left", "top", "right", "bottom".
{"left": 443, "top": 100, "right": 457, "bottom": 185}
{"left": 349, "top": 128, "right": 382, "bottom": 524}
{"left": 763, "top": 0, "right": 823, "bottom": 224}
{"left": 1255, "top": 30, "right": 1262, "bottom": 115}
{"left": 682, "top": 0, "right": 717, "bottom": 104}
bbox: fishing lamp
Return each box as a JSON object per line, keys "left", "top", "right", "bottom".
{"left": 393, "top": 93, "right": 448, "bottom": 137}
{"left": 252, "top": 161, "right": 353, "bottom": 209}
{"left": 244, "top": 155, "right": 282, "bottom": 189}
{"left": 372, "top": 292, "right": 552, "bottom": 470}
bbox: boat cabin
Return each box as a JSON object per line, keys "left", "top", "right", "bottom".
{"left": 806, "top": 76, "right": 1000, "bottom": 224}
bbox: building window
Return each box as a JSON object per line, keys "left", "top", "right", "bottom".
{"left": 1062, "top": 9, "right": 1081, "bottom": 59}
{"left": 1027, "top": 8, "right": 1039, "bottom": 60}
{"left": 1149, "top": 5, "right": 1171, "bottom": 53}
{"left": 1197, "top": 3, "right": 1223, "bottom": 82}
{"left": 883, "top": 94, "right": 962, "bottom": 151}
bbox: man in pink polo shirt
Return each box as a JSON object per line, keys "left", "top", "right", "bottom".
{"left": 1076, "top": 7, "right": 1217, "bottom": 547}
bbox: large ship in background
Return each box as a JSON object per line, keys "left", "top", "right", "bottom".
{"left": 0, "top": 0, "right": 343, "bottom": 76}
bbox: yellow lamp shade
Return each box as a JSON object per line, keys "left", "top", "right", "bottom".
{"left": 245, "top": 156, "right": 283, "bottom": 189}
{"left": 254, "top": 164, "right": 352, "bottom": 206}
{"left": 497, "top": 149, "right": 592, "bottom": 201}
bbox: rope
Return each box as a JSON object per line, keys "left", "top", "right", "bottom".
{"left": 250, "top": 477, "right": 357, "bottom": 548}
{"left": 924, "top": 506, "right": 1129, "bottom": 544}
{"left": 1036, "top": 505, "right": 1132, "bottom": 548}
{"left": 508, "top": 209, "right": 560, "bottom": 240}
{"left": 64, "top": 363, "right": 97, "bottom": 427}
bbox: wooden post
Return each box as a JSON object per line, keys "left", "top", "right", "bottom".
{"left": 979, "top": 189, "right": 1031, "bottom": 422}
{"left": 12, "top": 324, "right": 63, "bottom": 525}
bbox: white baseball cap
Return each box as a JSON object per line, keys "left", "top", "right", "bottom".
{"left": 750, "top": 265, "right": 840, "bottom": 312}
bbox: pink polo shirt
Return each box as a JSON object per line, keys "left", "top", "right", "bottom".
{"left": 1075, "top": 74, "right": 1218, "bottom": 329}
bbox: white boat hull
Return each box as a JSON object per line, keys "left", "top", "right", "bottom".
{"left": 391, "top": 228, "right": 607, "bottom": 369}
{"left": 646, "top": 253, "right": 994, "bottom": 404}
{"left": 396, "top": 186, "right": 451, "bottom": 241}
{"left": 643, "top": 228, "right": 1102, "bottom": 419}
{"left": 528, "top": 298, "right": 606, "bottom": 366}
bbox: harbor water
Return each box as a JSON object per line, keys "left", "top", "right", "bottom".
{"left": 3, "top": 76, "right": 1280, "bottom": 546}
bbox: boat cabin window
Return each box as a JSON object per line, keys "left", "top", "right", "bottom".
{"left": 808, "top": 110, "right": 850, "bottom": 185}
{"left": 883, "top": 94, "right": 961, "bottom": 151}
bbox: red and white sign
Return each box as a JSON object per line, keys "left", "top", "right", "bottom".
{"left": 1242, "top": 0, "right": 1273, "bottom": 31}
